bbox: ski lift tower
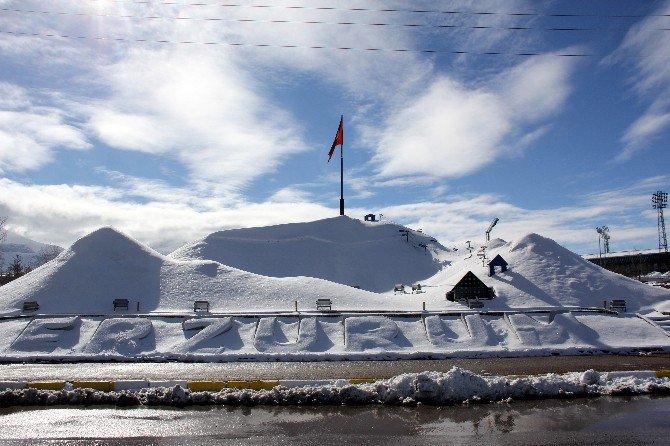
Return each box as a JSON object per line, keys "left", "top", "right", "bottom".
{"left": 596, "top": 226, "right": 610, "bottom": 256}
{"left": 652, "top": 191, "right": 668, "bottom": 253}
{"left": 485, "top": 218, "right": 499, "bottom": 242}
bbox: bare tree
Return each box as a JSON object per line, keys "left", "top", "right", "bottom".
{"left": 36, "top": 244, "right": 62, "bottom": 267}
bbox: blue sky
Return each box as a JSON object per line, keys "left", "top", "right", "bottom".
{"left": 0, "top": 0, "right": 669, "bottom": 254}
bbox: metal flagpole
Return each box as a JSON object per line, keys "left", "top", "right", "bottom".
{"left": 339, "top": 115, "right": 344, "bottom": 216}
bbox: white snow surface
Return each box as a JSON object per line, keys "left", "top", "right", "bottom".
{"left": 0, "top": 217, "right": 669, "bottom": 360}
{"left": 0, "top": 226, "right": 396, "bottom": 315}
{"left": 169, "top": 216, "right": 449, "bottom": 292}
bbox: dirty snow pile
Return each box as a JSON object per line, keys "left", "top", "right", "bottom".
{"left": 1, "top": 368, "right": 668, "bottom": 407}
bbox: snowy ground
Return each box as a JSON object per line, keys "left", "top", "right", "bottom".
{"left": 0, "top": 216, "right": 669, "bottom": 361}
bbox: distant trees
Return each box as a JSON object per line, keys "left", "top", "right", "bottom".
{"left": 0, "top": 254, "right": 30, "bottom": 285}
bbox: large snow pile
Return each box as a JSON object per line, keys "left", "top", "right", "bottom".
{"left": 169, "top": 216, "right": 449, "bottom": 292}
{"left": 0, "top": 227, "right": 400, "bottom": 315}
{"left": 1, "top": 368, "right": 668, "bottom": 407}
{"left": 421, "top": 233, "right": 670, "bottom": 313}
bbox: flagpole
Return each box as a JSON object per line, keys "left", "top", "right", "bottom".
{"left": 339, "top": 115, "right": 344, "bottom": 216}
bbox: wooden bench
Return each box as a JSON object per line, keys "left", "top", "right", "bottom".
{"left": 194, "top": 300, "right": 210, "bottom": 312}
{"left": 316, "top": 298, "right": 332, "bottom": 310}
{"left": 394, "top": 284, "right": 405, "bottom": 294}
{"left": 610, "top": 299, "right": 626, "bottom": 312}
{"left": 22, "top": 301, "right": 39, "bottom": 312}
{"left": 467, "top": 299, "right": 484, "bottom": 309}
{"left": 411, "top": 284, "right": 422, "bottom": 293}
{"left": 113, "top": 298, "right": 129, "bottom": 311}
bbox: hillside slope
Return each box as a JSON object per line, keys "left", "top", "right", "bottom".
{"left": 169, "top": 216, "right": 450, "bottom": 292}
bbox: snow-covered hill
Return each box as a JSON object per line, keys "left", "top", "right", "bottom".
{"left": 169, "top": 216, "right": 450, "bottom": 292}
{"left": 0, "top": 227, "right": 404, "bottom": 315}
{"left": 421, "top": 233, "right": 670, "bottom": 313}
{"left": 0, "top": 219, "right": 669, "bottom": 361}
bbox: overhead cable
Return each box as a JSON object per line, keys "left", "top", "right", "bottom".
{"left": 79, "top": 0, "right": 670, "bottom": 19}
{"left": 4, "top": 7, "right": 666, "bottom": 32}
{"left": 0, "top": 29, "right": 596, "bottom": 56}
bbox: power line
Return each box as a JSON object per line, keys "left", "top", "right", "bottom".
{"left": 0, "top": 29, "right": 597, "bottom": 56}
{"left": 78, "top": 0, "right": 670, "bottom": 19}
{"left": 4, "top": 7, "right": 667, "bottom": 32}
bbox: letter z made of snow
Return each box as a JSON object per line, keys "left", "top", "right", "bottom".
{"left": 176, "top": 318, "right": 233, "bottom": 353}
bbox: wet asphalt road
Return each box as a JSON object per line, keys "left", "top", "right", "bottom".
{"left": 0, "top": 395, "right": 668, "bottom": 445}
{"left": 1, "top": 355, "right": 668, "bottom": 381}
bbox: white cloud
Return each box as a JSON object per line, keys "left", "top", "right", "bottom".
{"left": 0, "top": 83, "right": 90, "bottom": 173}
{"left": 0, "top": 175, "right": 664, "bottom": 255}
{"left": 371, "top": 55, "right": 576, "bottom": 179}
{"left": 84, "top": 46, "right": 308, "bottom": 192}
{"left": 611, "top": 1, "right": 670, "bottom": 160}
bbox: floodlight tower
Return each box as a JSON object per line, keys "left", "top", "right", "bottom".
{"left": 485, "top": 218, "right": 499, "bottom": 242}
{"left": 652, "top": 191, "right": 668, "bottom": 253}
{"left": 595, "top": 226, "right": 610, "bottom": 257}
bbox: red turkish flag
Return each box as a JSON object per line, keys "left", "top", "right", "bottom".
{"left": 327, "top": 116, "right": 343, "bottom": 162}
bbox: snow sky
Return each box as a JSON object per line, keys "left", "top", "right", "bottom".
{"left": 0, "top": 0, "right": 669, "bottom": 254}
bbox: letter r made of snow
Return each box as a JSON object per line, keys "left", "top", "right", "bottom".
{"left": 84, "top": 318, "right": 154, "bottom": 355}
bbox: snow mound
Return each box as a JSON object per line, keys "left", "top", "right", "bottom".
{"left": 423, "top": 233, "right": 670, "bottom": 312}
{"left": 169, "top": 216, "right": 449, "bottom": 292}
{"left": 0, "top": 226, "right": 397, "bottom": 316}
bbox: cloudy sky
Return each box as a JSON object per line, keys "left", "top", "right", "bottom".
{"left": 0, "top": 0, "right": 669, "bottom": 254}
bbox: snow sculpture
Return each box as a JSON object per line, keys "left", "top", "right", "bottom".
{"left": 177, "top": 317, "right": 233, "bottom": 353}
{"left": 254, "top": 317, "right": 321, "bottom": 352}
{"left": 506, "top": 313, "right": 572, "bottom": 346}
{"left": 84, "top": 318, "right": 153, "bottom": 355}
{"left": 345, "top": 316, "right": 410, "bottom": 351}
{"left": 425, "top": 315, "right": 499, "bottom": 348}
{"left": 10, "top": 317, "right": 81, "bottom": 352}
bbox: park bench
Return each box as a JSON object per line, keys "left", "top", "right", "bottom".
{"left": 22, "top": 301, "right": 39, "bottom": 312}
{"left": 467, "top": 299, "right": 484, "bottom": 309}
{"left": 411, "top": 284, "right": 423, "bottom": 293}
{"left": 394, "top": 284, "right": 405, "bottom": 294}
{"left": 113, "top": 298, "right": 129, "bottom": 311}
{"left": 316, "top": 298, "right": 332, "bottom": 310}
{"left": 610, "top": 299, "right": 626, "bottom": 312}
{"left": 194, "top": 300, "right": 210, "bottom": 312}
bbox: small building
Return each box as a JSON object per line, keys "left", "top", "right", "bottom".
{"left": 364, "top": 213, "right": 377, "bottom": 222}
{"left": 446, "top": 271, "right": 495, "bottom": 301}
{"left": 488, "top": 254, "right": 509, "bottom": 277}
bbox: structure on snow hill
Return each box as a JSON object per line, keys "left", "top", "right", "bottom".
{"left": 445, "top": 271, "right": 495, "bottom": 302}
{"left": 488, "top": 254, "right": 508, "bottom": 277}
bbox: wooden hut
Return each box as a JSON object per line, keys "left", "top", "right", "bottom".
{"left": 446, "top": 271, "right": 495, "bottom": 301}
{"left": 488, "top": 254, "right": 509, "bottom": 277}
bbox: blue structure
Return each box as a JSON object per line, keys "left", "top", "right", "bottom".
{"left": 488, "top": 254, "right": 508, "bottom": 277}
